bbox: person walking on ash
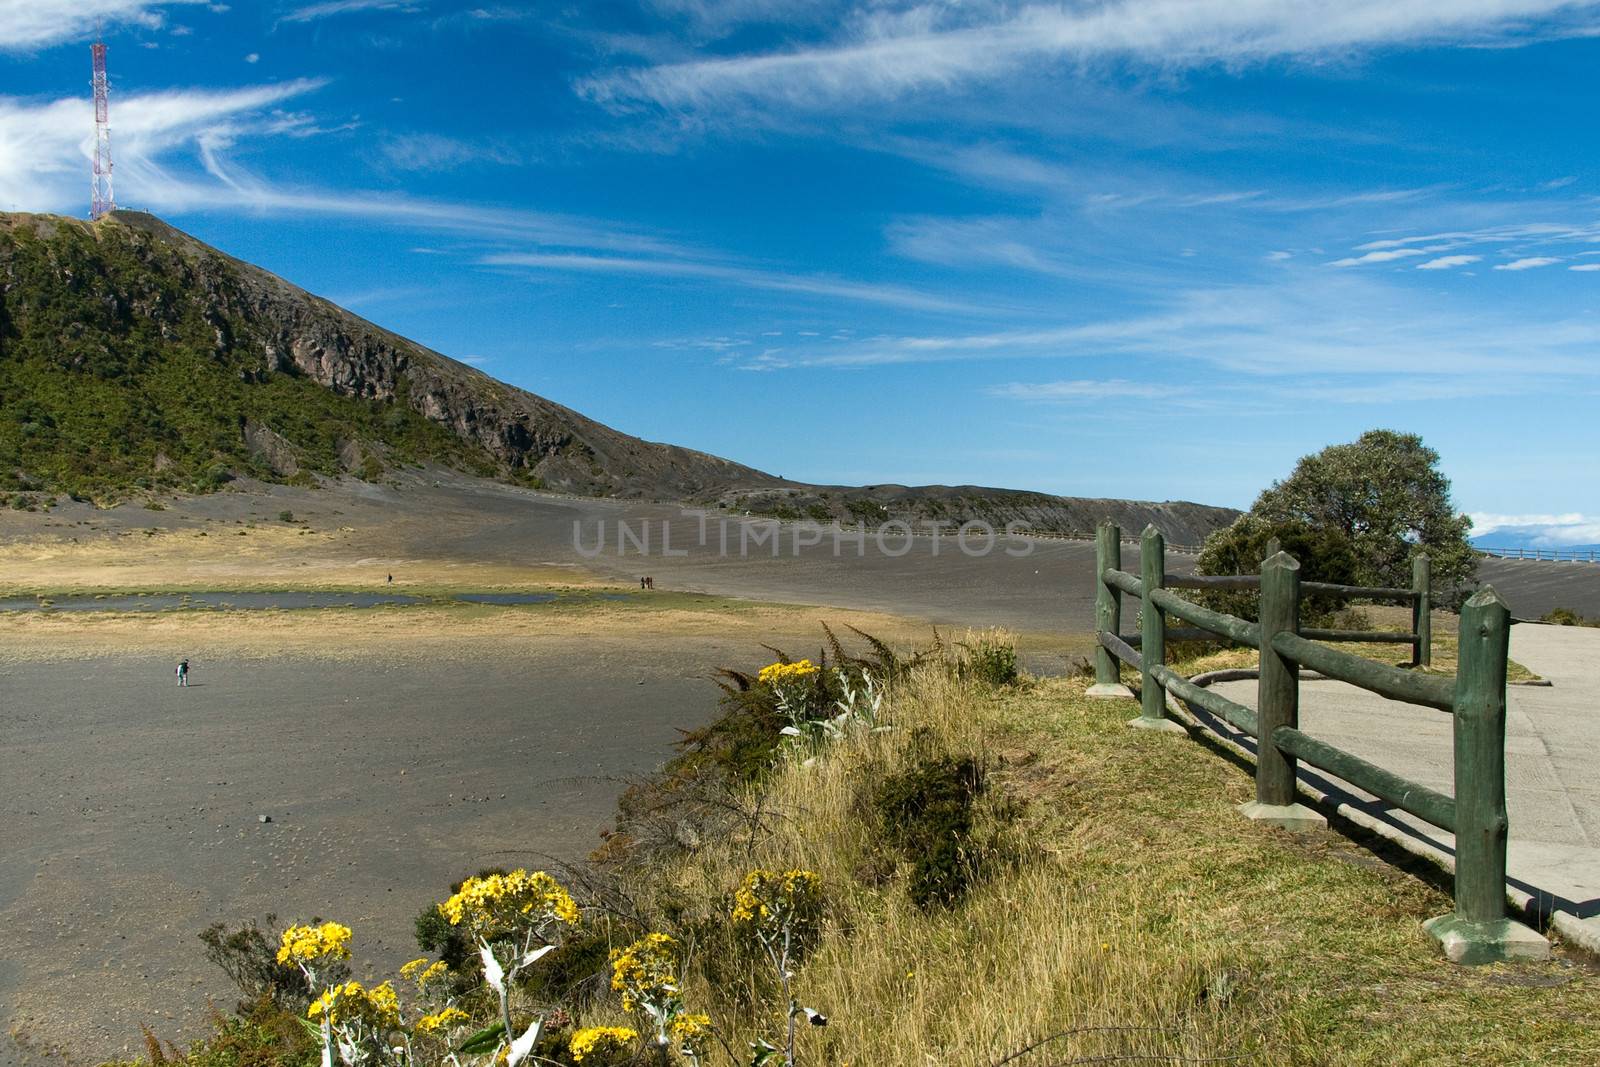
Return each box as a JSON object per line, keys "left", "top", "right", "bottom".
{"left": 176, "top": 658, "right": 190, "bottom": 687}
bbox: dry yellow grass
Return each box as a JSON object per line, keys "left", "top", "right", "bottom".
{"left": 0, "top": 596, "right": 932, "bottom": 664}
{"left": 0, "top": 524, "right": 592, "bottom": 595}
{"left": 629, "top": 644, "right": 1598, "bottom": 1066}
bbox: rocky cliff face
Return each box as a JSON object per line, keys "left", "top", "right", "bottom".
{"left": 0, "top": 210, "right": 1238, "bottom": 542}
{"left": 80, "top": 211, "right": 776, "bottom": 497}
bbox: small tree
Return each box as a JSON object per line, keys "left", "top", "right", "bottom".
{"left": 1200, "top": 429, "right": 1475, "bottom": 604}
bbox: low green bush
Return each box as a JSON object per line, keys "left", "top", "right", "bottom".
{"left": 959, "top": 632, "right": 1019, "bottom": 686}
{"left": 1542, "top": 607, "right": 1598, "bottom": 627}
{"left": 872, "top": 745, "right": 988, "bottom": 909}
{"left": 197, "top": 917, "right": 334, "bottom": 1013}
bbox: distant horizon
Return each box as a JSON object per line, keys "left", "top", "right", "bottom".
{"left": 3, "top": 2, "right": 1598, "bottom": 543}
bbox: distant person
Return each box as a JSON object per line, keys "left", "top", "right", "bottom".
{"left": 646, "top": 576, "right": 655, "bottom": 590}
{"left": 176, "top": 659, "right": 190, "bottom": 687}
{"left": 387, "top": 573, "right": 393, "bottom": 584}
{"left": 640, "top": 577, "right": 647, "bottom": 590}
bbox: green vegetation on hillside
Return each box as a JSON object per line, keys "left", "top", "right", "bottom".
{"left": 0, "top": 218, "right": 491, "bottom": 501}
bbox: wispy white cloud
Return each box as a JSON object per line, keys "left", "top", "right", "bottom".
{"left": 0, "top": 0, "right": 205, "bottom": 52}
{"left": 885, "top": 216, "right": 1067, "bottom": 275}
{"left": 482, "top": 251, "right": 979, "bottom": 312}
{"left": 987, "top": 378, "right": 1179, "bottom": 402}
{"left": 380, "top": 133, "right": 518, "bottom": 172}
{"left": 0, "top": 81, "right": 692, "bottom": 258}
{"left": 982, "top": 373, "right": 1520, "bottom": 412}
{"left": 1356, "top": 221, "right": 1600, "bottom": 252}
{"left": 177, "top": 152, "right": 695, "bottom": 256}
{"left": 0, "top": 79, "right": 327, "bottom": 210}
{"left": 1330, "top": 248, "right": 1429, "bottom": 267}
{"left": 580, "top": 1, "right": 1600, "bottom": 113}
{"left": 1495, "top": 256, "right": 1561, "bottom": 270}
{"left": 279, "top": 0, "right": 416, "bottom": 24}
{"left": 1571, "top": 263, "right": 1600, "bottom": 272}
{"left": 726, "top": 273, "right": 1600, "bottom": 380}
{"left": 1415, "top": 254, "right": 1481, "bottom": 270}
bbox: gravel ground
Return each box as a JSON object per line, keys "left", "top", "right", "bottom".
{"left": 0, "top": 636, "right": 740, "bottom": 1065}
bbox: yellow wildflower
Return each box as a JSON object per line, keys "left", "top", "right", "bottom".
{"left": 670, "top": 1013, "right": 712, "bottom": 1055}
{"left": 731, "top": 869, "right": 821, "bottom": 929}
{"left": 569, "top": 1026, "right": 638, "bottom": 1063}
{"left": 418, "top": 960, "right": 450, "bottom": 987}
{"left": 757, "top": 659, "right": 820, "bottom": 687}
{"left": 305, "top": 980, "right": 400, "bottom": 1029}
{"left": 365, "top": 981, "right": 401, "bottom": 1028}
{"left": 437, "top": 869, "right": 579, "bottom": 936}
{"left": 277, "top": 922, "right": 352, "bottom": 966}
{"left": 413, "top": 1006, "right": 469, "bottom": 1036}
{"left": 608, "top": 933, "right": 679, "bottom": 1013}
{"left": 398, "top": 958, "right": 430, "bottom": 980}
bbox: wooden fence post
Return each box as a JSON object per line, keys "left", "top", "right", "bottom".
{"left": 1239, "top": 551, "right": 1326, "bottom": 830}
{"left": 1412, "top": 553, "right": 1432, "bottom": 668}
{"left": 1424, "top": 587, "right": 1549, "bottom": 963}
{"left": 1129, "top": 525, "right": 1184, "bottom": 733}
{"left": 1088, "top": 522, "right": 1133, "bottom": 698}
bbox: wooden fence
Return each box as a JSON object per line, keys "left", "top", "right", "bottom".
{"left": 1090, "top": 522, "right": 1549, "bottom": 965}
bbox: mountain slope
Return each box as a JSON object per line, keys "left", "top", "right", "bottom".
{"left": 0, "top": 210, "right": 1237, "bottom": 541}
{"left": 0, "top": 210, "right": 776, "bottom": 499}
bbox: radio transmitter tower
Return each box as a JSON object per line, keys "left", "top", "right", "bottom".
{"left": 91, "top": 33, "right": 116, "bottom": 220}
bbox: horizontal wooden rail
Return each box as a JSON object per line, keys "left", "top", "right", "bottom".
{"left": 1150, "top": 588, "right": 1262, "bottom": 647}
{"left": 1104, "top": 568, "right": 1142, "bottom": 597}
{"left": 1299, "top": 629, "right": 1417, "bottom": 645}
{"left": 1165, "top": 574, "right": 1261, "bottom": 591}
{"left": 1125, "top": 626, "right": 1237, "bottom": 646}
{"left": 1098, "top": 630, "right": 1142, "bottom": 670}
{"left": 1270, "top": 631, "right": 1455, "bottom": 713}
{"left": 1301, "top": 580, "right": 1418, "bottom": 601}
{"left": 1151, "top": 663, "right": 1260, "bottom": 737}
{"left": 1272, "top": 725, "right": 1457, "bottom": 831}
{"left": 1164, "top": 575, "right": 1419, "bottom": 602}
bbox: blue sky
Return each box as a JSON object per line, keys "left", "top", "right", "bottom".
{"left": 3, "top": 1, "right": 1600, "bottom": 544}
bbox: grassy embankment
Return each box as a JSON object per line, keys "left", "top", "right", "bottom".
{"left": 609, "top": 653, "right": 1591, "bottom": 1064}
{"left": 122, "top": 631, "right": 1596, "bottom": 1067}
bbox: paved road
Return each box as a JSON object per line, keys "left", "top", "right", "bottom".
{"left": 1205, "top": 622, "right": 1598, "bottom": 941}
{"left": 1478, "top": 556, "right": 1600, "bottom": 619}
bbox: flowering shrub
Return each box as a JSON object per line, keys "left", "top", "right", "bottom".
{"left": 732, "top": 870, "right": 826, "bottom": 1067}
{"left": 610, "top": 933, "right": 714, "bottom": 1064}
{"left": 756, "top": 660, "right": 820, "bottom": 688}
{"left": 411, "top": 1005, "right": 468, "bottom": 1037}
{"left": 669, "top": 1013, "right": 712, "bottom": 1061}
{"left": 569, "top": 1026, "right": 638, "bottom": 1063}
{"left": 276, "top": 922, "right": 353, "bottom": 969}
{"left": 436, "top": 868, "right": 580, "bottom": 1067}
{"left": 306, "top": 979, "right": 401, "bottom": 1029}
{"left": 731, "top": 870, "right": 822, "bottom": 933}
{"left": 610, "top": 933, "right": 679, "bottom": 1014}
{"left": 437, "top": 869, "right": 580, "bottom": 938}
{"left": 274, "top": 923, "right": 403, "bottom": 1067}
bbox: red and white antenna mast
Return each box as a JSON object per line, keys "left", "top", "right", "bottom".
{"left": 91, "top": 29, "right": 116, "bottom": 220}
